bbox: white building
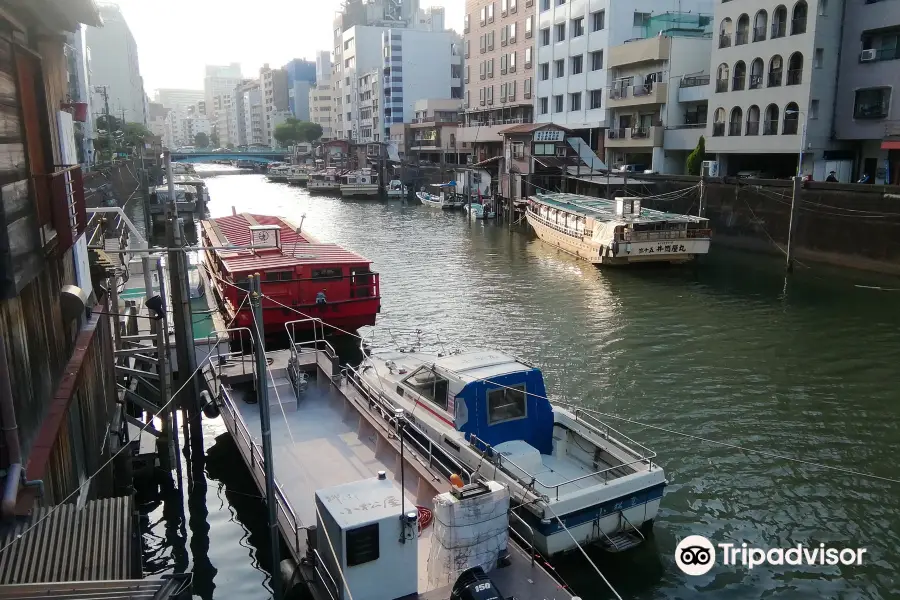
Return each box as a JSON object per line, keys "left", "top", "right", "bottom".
{"left": 309, "top": 83, "right": 334, "bottom": 140}
{"left": 315, "top": 50, "right": 332, "bottom": 83}
{"left": 213, "top": 93, "right": 238, "bottom": 147}
{"left": 604, "top": 25, "right": 713, "bottom": 173}
{"left": 261, "top": 65, "right": 289, "bottom": 146}
{"left": 204, "top": 63, "right": 243, "bottom": 121}
{"left": 156, "top": 88, "right": 205, "bottom": 113}
{"left": 333, "top": 25, "right": 462, "bottom": 141}
{"left": 147, "top": 101, "right": 169, "bottom": 142}
{"left": 86, "top": 4, "right": 147, "bottom": 124}
{"left": 535, "top": 0, "right": 711, "bottom": 140}
{"left": 65, "top": 24, "right": 96, "bottom": 165}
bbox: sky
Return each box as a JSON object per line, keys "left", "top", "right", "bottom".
{"left": 110, "top": 0, "right": 463, "bottom": 94}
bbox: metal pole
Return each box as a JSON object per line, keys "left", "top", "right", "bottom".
{"left": 394, "top": 407, "right": 406, "bottom": 544}
{"left": 103, "top": 87, "right": 114, "bottom": 166}
{"left": 797, "top": 120, "right": 807, "bottom": 177}
{"left": 699, "top": 175, "right": 706, "bottom": 217}
{"left": 785, "top": 175, "right": 802, "bottom": 273}
{"left": 250, "top": 274, "right": 281, "bottom": 600}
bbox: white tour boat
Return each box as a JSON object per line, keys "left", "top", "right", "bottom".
{"left": 340, "top": 168, "right": 379, "bottom": 197}
{"left": 386, "top": 179, "right": 407, "bottom": 199}
{"left": 266, "top": 163, "right": 291, "bottom": 182}
{"left": 171, "top": 162, "right": 196, "bottom": 175}
{"left": 355, "top": 330, "right": 665, "bottom": 556}
{"left": 287, "top": 166, "right": 310, "bottom": 186}
{"left": 307, "top": 168, "right": 342, "bottom": 194}
{"left": 527, "top": 192, "right": 711, "bottom": 265}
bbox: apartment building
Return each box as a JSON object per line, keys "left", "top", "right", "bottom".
{"left": 459, "top": 0, "right": 535, "bottom": 161}
{"left": 835, "top": 0, "right": 900, "bottom": 184}
{"left": 604, "top": 16, "right": 712, "bottom": 173}
{"left": 534, "top": 0, "right": 710, "bottom": 143}
{"left": 309, "top": 83, "right": 334, "bottom": 140}
{"left": 155, "top": 88, "right": 205, "bottom": 112}
{"left": 408, "top": 99, "right": 470, "bottom": 164}
{"left": 147, "top": 102, "right": 169, "bottom": 143}
{"left": 706, "top": 0, "right": 843, "bottom": 176}
{"left": 204, "top": 63, "right": 243, "bottom": 122}
{"left": 86, "top": 4, "right": 147, "bottom": 124}
{"left": 355, "top": 69, "right": 382, "bottom": 143}
{"left": 234, "top": 80, "right": 265, "bottom": 146}
{"left": 261, "top": 65, "right": 289, "bottom": 146}
{"left": 213, "top": 93, "right": 238, "bottom": 147}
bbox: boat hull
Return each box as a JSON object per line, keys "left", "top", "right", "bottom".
{"left": 341, "top": 185, "right": 380, "bottom": 197}
{"left": 526, "top": 213, "right": 709, "bottom": 265}
{"left": 307, "top": 183, "right": 341, "bottom": 194}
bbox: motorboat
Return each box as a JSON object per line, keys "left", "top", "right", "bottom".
{"left": 386, "top": 179, "right": 407, "bottom": 199}
{"left": 340, "top": 169, "right": 379, "bottom": 197}
{"left": 416, "top": 182, "right": 465, "bottom": 209}
{"left": 464, "top": 201, "right": 496, "bottom": 220}
{"left": 355, "top": 330, "right": 665, "bottom": 556}
{"left": 266, "top": 163, "right": 290, "bottom": 182}
{"left": 287, "top": 166, "right": 310, "bottom": 186}
{"left": 307, "top": 168, "right": 342, "bottom": 194}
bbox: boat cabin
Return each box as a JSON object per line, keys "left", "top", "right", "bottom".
{"left": 389, "top": 350, "right": 553, "bottom": 454}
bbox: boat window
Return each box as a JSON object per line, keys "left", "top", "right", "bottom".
{"left": 487, "top": 384, "right": 527, "bottom": 424}
{"left": 312, "top": 267, "right": 343, "bottom": 279}
{"left": 404, "top": 366, "right": 449, "bottom": 410}
{"left": 265, "top": 271, "right": 293, "bottom": 281}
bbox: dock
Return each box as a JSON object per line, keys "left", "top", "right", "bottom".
{"left": 201, "top": 328, "right": 571, "bottom": 600}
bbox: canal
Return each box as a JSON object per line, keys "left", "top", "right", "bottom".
{"left": 141, "top": 170, "right": 900, "bottom": 599}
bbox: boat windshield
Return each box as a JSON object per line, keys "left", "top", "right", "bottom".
{"left": 403, "top": 366, "right": 449, "bottom": 410}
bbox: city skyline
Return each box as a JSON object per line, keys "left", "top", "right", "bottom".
{"left": 109, "top": 0, "right": 464, "bottom": 92}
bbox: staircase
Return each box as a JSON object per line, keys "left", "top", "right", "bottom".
{"left": 600, "top": 530, "right": 644, "bottom": 552}
{"left": 567, "top": 136, "right": 607, "bottom": 171}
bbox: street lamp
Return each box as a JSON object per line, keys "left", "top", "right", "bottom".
{"left": 784, "top": 108, "right": 807, "bottom": 177}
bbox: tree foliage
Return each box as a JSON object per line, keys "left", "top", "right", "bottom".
{"left": 95, "top": 114, "right": 121, "bottom": 132}
{"left": 194, "top": 132, "right": 210, "bottom": 148}
{"left": 210, "top": 128, "right": 220, "bottom": 148}
{"left": 686, "top": 135, "right": 706, "bottom": 176}
{"left": 273, "top": 118, "right": 323, "bottom": 146}
{"left": 123, "top": 122, "right": 152, "bottom": 148}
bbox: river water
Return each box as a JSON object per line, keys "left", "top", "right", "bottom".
{"left": 141, "top": 170, "right": 900, "bottom": 600}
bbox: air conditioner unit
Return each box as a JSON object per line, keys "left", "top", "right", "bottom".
{"left": 701, "top": 160, "right": 719, "bottom": 178}
{"left": 860, "top": 49, "right": 877, "bottom": 62}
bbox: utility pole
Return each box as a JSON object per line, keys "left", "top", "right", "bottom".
{"left": 164, "top": 151, "right": 199, "bottom": 418}
{"left": 785, "top": 175, "right": 802, "bottom": 273}
{"left": 249, "top": 274, "right": 281, "bottom": 600}
{"left": 699, "top": 175, "right": 706, "bottom": 217}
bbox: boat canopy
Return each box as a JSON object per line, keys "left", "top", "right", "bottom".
{"left": 400, "top": 350, "right": 553, "bottom": 454}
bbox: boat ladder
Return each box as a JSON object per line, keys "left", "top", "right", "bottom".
{"left": 598, "top": 510, "right": 646, "bottom": 553}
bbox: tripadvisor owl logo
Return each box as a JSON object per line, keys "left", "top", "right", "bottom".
{"left": 674, "top": 535, "right": 868, "bottom": 576}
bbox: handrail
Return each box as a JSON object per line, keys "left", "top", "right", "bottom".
{"left": 313, "top": 549, "right": 340, "bottom": 600}
{"left": 573, "top": 409, "right": 656, "bottom": 467}
{"left": 507, "top": 509, "right": 536, "bottom": 566}
{"left": 206, "top": 327, "right": 256, "bottom": 393}
{"left": 620, "top": 510, "right": 644, "bottom": 541}
{"left": 526, "top": 208, "right": 585, "bottom": 239}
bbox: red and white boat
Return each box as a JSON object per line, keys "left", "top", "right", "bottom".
{"left": 201, "top": 213, "right": 380, "bottom": 335}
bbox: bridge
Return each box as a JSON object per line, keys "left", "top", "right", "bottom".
{"left": 170, "top": 149, "right": 289, "bottom": 163}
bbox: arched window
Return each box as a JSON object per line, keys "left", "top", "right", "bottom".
{"left": 719, "top": 18, "right": 733, "bottom": 48}
{"left": 787, "top": 52, "right": 803, "bottom": 85}
{"left": 733, "top": 61, "right": 747, "bottom": 91}
{"left": 746, "top": 105, "right": 761, "bottom": 135}
{"left": 783, "top": 102, "right": 800, "bottom": 134}
{"left": 713, "top": 107, "right": 726, "bottom": 137}
{"left": 750, "top": 58, "right": 764, "bottom": 89}
{"left": 729, "top": 107, "right": 743, "bottom": 136}
{"left": 768, "top": 55, "right": 783, "bottom": 87}
{"left": 736, "top": 14, "right": 750, "bottom": 44}
{"left": 792, "top": 1, "right": 808, "bottom": 35}
{"left": 772, "top": 5, "right": 787, "bottom": 38}
{"left": 716, "top": 63, "right": 730, "bottom": 93}
{"left": 753, "top": 10, "right": 768, "bottom": 41}
{"left": 764, "top": 104, "right": 779, "bottom": 135}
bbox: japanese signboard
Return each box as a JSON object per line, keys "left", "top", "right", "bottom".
{"left": 533, "top": 129, "right": 564, "bottom": 142}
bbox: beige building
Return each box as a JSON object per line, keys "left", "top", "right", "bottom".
{"left": 309, "top": 83, "right": 334, "bottom": 141}
{"left": 260, "top": 64, "right": 289, "bottom": 147}
{"left": 409, "top": 99, "right": 471, "bottom": 164}
{"left": 459, "top": 0, "right": 535, "bottom": 161}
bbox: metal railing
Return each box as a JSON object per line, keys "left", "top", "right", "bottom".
{"left": 753, "top": 25, "right": 766, "bottom": 41}
{"left": 526, "top": 208, "right": 585, "bottom": 239}
{"left": 732, "top": 75, "right": 745, "bottom": 91}
{"left": 783, "top": 119, "right": 799, "bottom": 135}
{"left": 507, "top": 509, "right": 536, "bottom": 565}
{"left": 313, "top": 549, "right": 340, "bottom": 600}
{"left": 621, "top": 228, "right": 711, "bottom": 242}
{"left": 749, "top": 74, "right": 763, "bottom": 89}
{"left": 786, "top": 68, "right": 802, "bottom": 85}
{"left": 718, "top": 33, "right": 731, "bottom": 48}
{"left": 771, "top": 20, "right": 786, "bottom": 38}
{"left": 608, "top": 128, "right": 627, "bottom": 139}
{"left": 763, "top": 119, "right": 779, "bottom": 135}
{"left": 791, "top": 17, "right": 807, "bottom": 35}
{"left": 680, "top": 75, "right": 709, "bottom": 88}
{"left": 712, "top": 122, "right": 725, "bottom": 137}
{"left": 746, "top": 120, "right": 760, "bottom": 135}
{"left": 572, "top": 409, "right": 657, "bottom": 468}
{"left": 715, "top": 79, "right": 728, "bottom": 93}
{"left": 206, "top": 327, "right": 257, "bottom": 393}
{"left": 729, "top": 122, "right": 743, "bottom": 136}
{"left": 735, "top": 30, "right": 749, "bottom": 45}
{"left": 768, "top": 71, "right": 783, "bottom": 87}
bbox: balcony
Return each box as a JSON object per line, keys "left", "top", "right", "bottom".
{"left": 719, "top": 33, "right": 732, "bottom": 48}
{"left": 728, "top": 122, "right": 742, "bottom": 136}
{"left": 749, "top": 74, "right": 763, "bottom": 89}
{"left": 712, "top": 122, "right": 725, "bottom": 137}
{"left": 663, "top": 124, "right": 706, "bottom": 151}
{"left": 763, "top": 119, "right": 778, "bottom": 135}
{"left": 768, "top": 71, "right": 782, "bottom": 87}
{"left": 860, "top": 47, "right": 900, "bottom": 62}
{"left": 605, "top": 125, "right": 664, "bottom": 148}
{"left": 607, "top": 82, "right": 668, "bottom": 108}
{"left": 732, "top": 75, "right": 745, "bottom": 91}
{"left": 771, "top": 21, "right": 786, "bottom": 38}
{"left": 715, "top": 79, "right": 728, "bottom": 93}
{"left": 786, "top": 69, "right": 802, "bottom": 85}
{"left": 678, "top": 76, "right": 710, "bottom": 103}
{"left": 753, "top": 26, "right": 766, "bottom": 42}
{"left": 746, "top": 121, "right": 760, "bottom": 135}
{"left": 735, "top": 31, "right": 749, "bottom": 45}
{"left": 791, "top": 17, "right": 806, "bottom": 35}
{"left": 783, "top": 119, "right": 799, "bottom": 134}
{"left": 608, "top": 36, "right": 671, "bottom": 68}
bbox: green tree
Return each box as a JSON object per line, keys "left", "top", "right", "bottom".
{"left": 210, "top": 128, "right": 220, "bottom": 148}
{"left": 686, "top": 135, "right": 706, "bottom": 176}
{"left": 194, "top": 132, "right": 210, "bottom": 148}
{"left": 274, "top": 118, "right": 323, "bottom": 147}
{"left": 226, "top": 142, "right": 235, "bottom": 149}
{"left": 95, "top": 114, "right": 122, "bottom": 133}
{"left": 122, "top": 122, "right": 152, "bottom": 149}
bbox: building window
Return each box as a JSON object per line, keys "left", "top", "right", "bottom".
{"left": 555, "top": 23, "right": 565, "bottom": 42}
{"left": 809, "top": 98, "right": 819, "bottom": 119}
{"left": 540, "top": 28, "right": 550, "bottom": 46}
{"left": 509, "top": 51, "right": 517, "bottom": 72}
{"left": 736, "top": 14, "right": 750, "bottom": 45}
{"left": 772, "top": 5, "right": 787, "bottom": 38}
{"left": 512, "top": 141, "right": 524, "bottom": 158}
{"left": 541, "top": 0, "right": 549, "bottom": 11}
{"left": 553, "top": 94, "right": 563, "bottom": 113}
{"left": 590, "top": 50, "right": 603, "bottom": 71}
{"left": 539, "top": 62, "right": 549, "bottom": 80}
{"left": 570, "top": 54, "right": 583, "bottom": 75}
{"left": 539, "top": 96, "right": 549, "bottom": 114}
{"left": 713, "top": 107, "right": 725, "bottom": 137}
{"left": 554, "top": 59, "right": 564, "bottom": 77}
{"left": 525, "top": 16, "right": 533, "bottom": 38}
{"left": 487, "top": 2, "right": 494, "bottom": 22}
{"left": 791, "top": 0, "right": 807, "bottom": 35}
{"left": 480, "top": 6, "right": 486, "bottom": 25}
{"left": 787, "top": 52, "right": 803, "bottom": 85}
{"left": 464, "top": 14, "right": 470, "bottom": 32}
{"left": 501, "top": 0, "right": 508, "bottom": 14}
{"left": 589, "top": 89, "right": 602, "bottom": 109}
{"left": 592, "top": 10, "right": 605, "bottom": 31}
{"left": 813, "top": 48, "right": 823, "bottom": 68}
{"left": 572, "top": 17, "right": 584, "bottom": 37}
{"left": 768, "top": 55, "right": 783, "bottom": 87}
{"left": 569, "top": 92, "right": 581, "bottom": 111}
{"left": 525, "top": 47, "right": 533, "bottom": 68}
{"left": 510, "top": 0, "right": 517, "bottom": 13}
{"left": 746, "top": 105, "right": 760, "bottom": 135}
{"left": 764, "top": 103, "right": 779, "bottom": 134}
{"left": 524, "top": 77, "right": 532, "bottom": 99}
{"left": 719, "top": 17, "right": 733, "bottom": 48}
{"left": 556, "top": 0, "right": 565, "bottom": 5}
{"left": 729, "top": 106, "right": 743, "bottom": 135}
{"left": 510, "top": 22, "right": 517, "bottom": 43}
{"left": 754, "top": 10, "right": 768, "bottom": 41}
{"left": 854, "top": 87, "right": 891, "bottom": 119}
{"left": 783, "top": 102, "right": 800, "bottom": 134}
{"left": 634, "top": 12, "right": 650, "bottom": 28}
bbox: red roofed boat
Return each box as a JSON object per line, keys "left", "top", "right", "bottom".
{"left": 200, "top": 213, "right": 380, "bottom": 335}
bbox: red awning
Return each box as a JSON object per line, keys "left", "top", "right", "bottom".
{"left": 881, "top": 140, "right": 900, "bottom": 150}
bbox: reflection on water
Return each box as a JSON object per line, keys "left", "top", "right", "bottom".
{"left": 141, "top": 170, "right": 900, "bottom": 599}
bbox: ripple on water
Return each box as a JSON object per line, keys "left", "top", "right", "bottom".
{"left": 140, "top": 173, "right": 900, "bottom": 600}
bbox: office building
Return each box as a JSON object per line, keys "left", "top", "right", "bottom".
{"left": 204, "top": 63, "right": 243, "bottom": 121}
{"left": 309, "top": 83, "right": 334, "bottom": 140}
{"left": 260, "top": 65, "right": 289, "bottom": 146}
{"left": 283, "top": 58, "right": 317, "bottom": 121}
{"left": 315, "top": 50, "right": 333, "bottom": 83}
{"left": 85, "top": 4, "right": 147, "bottom": 124}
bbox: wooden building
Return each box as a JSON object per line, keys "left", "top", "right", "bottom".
{"left": 0, "top": 1, "right": 121, "bottom": 515}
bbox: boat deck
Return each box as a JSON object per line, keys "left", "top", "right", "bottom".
{"left": 212, "top": 349, "right": 570, "bottom": 600}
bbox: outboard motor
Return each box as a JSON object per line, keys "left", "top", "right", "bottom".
{"left": 450, "top": 567, "right": 504, "bottom": 600}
